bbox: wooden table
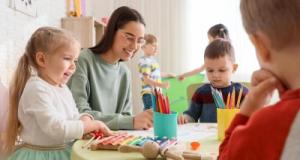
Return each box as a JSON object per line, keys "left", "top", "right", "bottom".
{"left": 71, "top": 123, "right": 220, "bottom": 160}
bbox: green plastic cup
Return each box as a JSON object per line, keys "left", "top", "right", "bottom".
{"left": 153, "top": 111, "right": 178, "bottom": 139}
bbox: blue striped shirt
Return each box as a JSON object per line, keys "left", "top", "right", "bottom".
{"left": 184, "top": 82, "right": 249, "bottom": 122}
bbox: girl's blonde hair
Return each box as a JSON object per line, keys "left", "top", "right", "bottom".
{"left": 4, "top": 27, "right": 79, "bottom": 153}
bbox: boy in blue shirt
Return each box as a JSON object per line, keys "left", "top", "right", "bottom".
{"left": 178, "top": 39, "right": 249, "bottom": 123}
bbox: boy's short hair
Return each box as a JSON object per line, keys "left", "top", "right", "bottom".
{"left": 240, "top": 0, "right": 300, "bottom": 50}
{"left": 204, "top": 39, "right": 235, "bottom": 62}
{"left": 143, "top": 34, "right": 157, "bottom": 46}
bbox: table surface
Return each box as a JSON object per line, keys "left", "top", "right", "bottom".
{"left": 71, "top": 123, "right": 220, "bottom": 160}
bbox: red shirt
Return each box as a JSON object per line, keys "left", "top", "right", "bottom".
{"left": 219, "top": 89, "right": 300, "bottom": 160}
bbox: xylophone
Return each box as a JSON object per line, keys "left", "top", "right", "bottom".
{"left": 82, "top": 131, "right": 175, "bottom": 151}
{"left": 81, "top": 131, "right": 203, "bottom": 160}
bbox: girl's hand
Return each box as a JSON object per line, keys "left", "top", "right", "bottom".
{"left": 96, "top": 120, "right": 114, "bottom": 136}
{"left": 240, "top": 69, "right": 285, "bottom": 117}
{"left": 82, "top": 120, "right": 113, "bottom": 136}
{"left": 167, "top": 73, "right": 177, "bottom": 78}
{"left": 177, "top": 114, "right": 188, "bottom": 125}
{"left": 82, "top": 126, "right": 123, "bottom": 140}
{"left": 178, "top": 75, "right": 185, "bottom": 81}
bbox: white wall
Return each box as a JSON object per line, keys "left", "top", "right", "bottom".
{"left": 185, "top": 0, "right": 259, "bottom": 82}
{"left": 0, "top": 0, "right": 66, "bottom": 86}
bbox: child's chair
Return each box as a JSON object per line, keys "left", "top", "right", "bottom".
{"left": 187, "top": 83, "right": 203, "bottom": 101}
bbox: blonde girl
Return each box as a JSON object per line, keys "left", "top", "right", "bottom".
{"left": 4, "top": 27, "right": 112, "bottom": 160}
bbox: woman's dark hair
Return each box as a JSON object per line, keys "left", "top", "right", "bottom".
{"left": 207, "top": 24, "right": 229, "bottom": 40}
{"left": 90, "top": 6, "right": 146, "bottom": 54}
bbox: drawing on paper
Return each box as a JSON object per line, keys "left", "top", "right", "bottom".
{"left": 13, "top": 0, "right": 37, "bottom": 16}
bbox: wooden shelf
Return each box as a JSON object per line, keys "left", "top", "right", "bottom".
{"left": 61, "top": 16, "right": 105, "bottom": 48}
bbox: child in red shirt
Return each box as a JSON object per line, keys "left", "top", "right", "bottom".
{"left": 219, "top": 0, "right": 300, "bottom": 159}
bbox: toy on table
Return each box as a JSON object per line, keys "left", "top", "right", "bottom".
{"left": 81, "top": 130, "right": 104, "bottom": 148}
{"left": 118, "top": 141, "right": 160, "bottom": 159}
{"left": 82, "top": 131, "right": 208, "bottom": 160}
{"left": 82, "top": 130, "right": 104, "bottom": 139}
{"left": 90, "top": 134, "right": 136, "bottom": 150}
{"left": 82, "top": 130, "right": 150, "bottom": 150}
{"left": 190, "top": 141, "right": 201, "bottom": 151}
{"left": 118, "top": 140, "right": 202, "bottom": 160}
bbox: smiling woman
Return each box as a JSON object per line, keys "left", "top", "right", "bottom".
{"left": 119, "top": 29, "right": 146, "bottom": 47}
{"left": 68, "top": 6, "right": 154, "bottom": 131}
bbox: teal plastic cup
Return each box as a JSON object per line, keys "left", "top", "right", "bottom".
{"left": 153, "top": 111, "right": 178, "bottom": 139}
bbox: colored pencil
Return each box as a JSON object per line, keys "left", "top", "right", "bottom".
{"left": 236, "top": 87, "right": 244, "bottom": 108}
{"left": 226, "top": 92, "right": 231, "bottom": 109}
{"left": 231, "top": 87, "right": 236, "bottom": 108}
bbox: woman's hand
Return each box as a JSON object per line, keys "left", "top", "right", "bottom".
{"left": 240, "top": 69, "right": 285, "bottom": 117}
{"left": 80, "top": 114, "right": 93, "bottom": 122}
{"left": 133, "top": 109, "right": 153, "bottom": 130}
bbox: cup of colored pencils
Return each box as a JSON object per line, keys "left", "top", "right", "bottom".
{"left": 211, "top": 86, "right": 243, "bottom": 141}
{"left": 152, "top": 88, "right": 178, "bottom": 139}
{"left": 216, "top": 108, "right": 239, "bottom": 141}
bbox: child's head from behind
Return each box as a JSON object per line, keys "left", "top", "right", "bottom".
{"left": 204, "top": 39, "right": 237, "bottom": 88}
{"left": 240, "top": 0, "right": 300, "bottom": 88}
{"left": 207, "top": 24, "right": 229, "bottom": 43}
{"left": 24, "top": 27, "right": 80, "bottom": 86}
{"left": 142, "top": 34, "right": 157, "bottom": 56}
{"left": 240, "top": 0, "right": 300, "bottom": 51}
